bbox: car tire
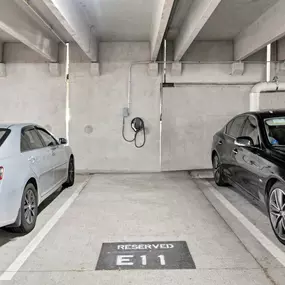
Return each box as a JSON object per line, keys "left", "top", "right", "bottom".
{"left": 63, "top": 156, "right": 75, "bottom": 188}
{"left": 212, "top": 153, "right": 227, "bottom": 187}
{"left": 268, "top": 182, "right": 285, "bottom": 245}
{"left": 9, "top": 183, "right": 38, "bottom": 234}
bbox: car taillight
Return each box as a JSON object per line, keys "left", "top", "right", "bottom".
{"left": 0, "top": 167, "right": 4, "bottom": 180}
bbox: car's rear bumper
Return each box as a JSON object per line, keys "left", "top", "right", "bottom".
{"left": 0, "top": 218, "right": 16, "bottom": 228}
{"left": 0, "top": 184, "right": 19, "bottom": 228}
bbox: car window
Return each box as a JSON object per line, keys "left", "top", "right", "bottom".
{"left": 22, "top": 129, "right": 44, "bottom": 151}
{"left": 241, "top": 116, "right": 260, "bottom": 146}
{"left": 21, "top": 134, "right": 31, "bottom": 152}
{"left": 228, "top": 116, "right": 246, "bottom": 138}
{"left": 225, "top": 120, "right": 234, "bottom": 135}
{"left": 36, "top": 128, "right": 58, "bottom": 147}
{"left": 265, "top": 117, "right": 285, "bottom": 146}
{"left": 0, "top": 128, "right": 11, "bottom": 147}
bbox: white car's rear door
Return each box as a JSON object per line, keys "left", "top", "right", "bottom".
{"left": 21, "top": 127, "right": 55, "bottom": 197}
{"left": 35, "top": 128, "right": 68, "bottom": 186}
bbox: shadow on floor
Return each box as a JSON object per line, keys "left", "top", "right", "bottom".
{"left": 0, "top": 186, "right": 67, "bottom": 247}
{"left": 206, "top": 178, "right": 267, "bottom": 215}
{"left": 38, "top": 186, "right": 64, "bottom": 214}
{"left": 0, "top": 229, "right": 20, "bottom": 248}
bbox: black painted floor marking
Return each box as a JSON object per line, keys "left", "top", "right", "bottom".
{"left": 95, "top": 241, "right": 196, "bottom": 270}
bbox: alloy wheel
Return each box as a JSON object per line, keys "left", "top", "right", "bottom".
{"left": 269, "top": 188, "right": 285, "bottom": 240}
{"left": 24, "top": 189, "right": 36, "bottom": 225}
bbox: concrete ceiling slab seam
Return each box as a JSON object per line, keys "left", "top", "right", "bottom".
{"left": 197, "top": 0, "right": 280, "bottom": 41}
{"left": 42, "top": 0, "right": 98, "bottom": 62}
{"left": 0, "top": 0, "right": 58, "bottom": 62}
{"left": 150, "top": 0, "right": 176, "bottom": 61}
{"left": 174, "top": 0, "right": 222, "bottom": 61}
{"left": 14, "top": 0, "right": 71, "bottom": 43}
{"left": 76, "top": 0, "right": 155, "bottom": 42}
{"left": 234, "top": 0, "right": 285, "bottom": 61}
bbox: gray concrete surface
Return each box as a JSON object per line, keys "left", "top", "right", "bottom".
{"left": 0, "top": 172, "right": 278, "bottom": 285}
{"left": 0, "top": 175, "right": 88, "bottom": 272}
{"left": 197, "top": 179, "right": 285, "bottom": 285}
{"left": 1, "top": 42, "right": 285, "bottom": 172}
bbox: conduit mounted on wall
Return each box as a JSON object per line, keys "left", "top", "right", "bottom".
{"left": 249, "top": 43, "right": 285, "bottom": 111}
{"left": 249, "top": 81, "right": 285, "bottom": 111}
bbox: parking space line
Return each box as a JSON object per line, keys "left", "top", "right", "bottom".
{"left": 0, "top": 177, "right": 91, "bottom": 281}
{"left": 204, "top": 181, "right": 285, "bottom": 268}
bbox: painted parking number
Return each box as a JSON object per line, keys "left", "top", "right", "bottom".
{"left": 116, "top": 255, "right": 166, "bottom": 266}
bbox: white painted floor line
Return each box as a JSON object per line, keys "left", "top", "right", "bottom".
{"left": 0, "top": 178, "right": 90, "bottom": 281}
{"left": 204, "top": 181, "right": 285, "bottom": 268}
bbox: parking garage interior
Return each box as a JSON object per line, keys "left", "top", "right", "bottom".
{"left": 1, "top": 0, "right": 285, "bottom": 284}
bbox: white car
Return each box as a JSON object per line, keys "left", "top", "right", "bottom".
{"left": 0, "top": 124, "right": 74, "bottom": 233}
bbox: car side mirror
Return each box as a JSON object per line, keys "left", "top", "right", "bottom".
{"left": 59, "top": 138, "right": 67, "bottom": 145}
{"left": 234, "top": 136, "right": 254, "bottom": 147}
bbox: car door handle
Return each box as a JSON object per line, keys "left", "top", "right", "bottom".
{"left": 28, "top": 156, "right": 36, "bottom": 163}
{"left": 232, "top": 149, "right": 238, "bottom": 155}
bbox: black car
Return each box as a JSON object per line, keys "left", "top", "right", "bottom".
{"left": 212, "top": 110, "right": 285, "bottom": 245}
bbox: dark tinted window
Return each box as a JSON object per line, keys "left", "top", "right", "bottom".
{"left": 241, "top": 116, "right": 259, "bottom": 146}
{"left": 36, "top": 128, "right": 58, "bottom": 147}
{"left": 21, "top": 134, "right": 31, "bottom": 152}
{"left": 265, "top": 117, "right": 285, "bottom": 146}
{"left": 228, "top": 116, "right": 246, "bottom": 138}
{"left": 225, "top": 120, "right": 234, "bottom": 134}
{"left": 0, "top": 128, "right": 10, "bottom": 147}
{"left": 21, "top": 128, "right": 44, "bottom": 151}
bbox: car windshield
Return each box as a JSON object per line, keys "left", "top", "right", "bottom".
{"left": 264, "top": 117, "right": 285, "bottom": 146}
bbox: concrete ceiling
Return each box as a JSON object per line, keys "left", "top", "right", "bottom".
{"left": 167, "top": 0, "right": 194, "bottom": 40}
{"left": 17, "top": 0, "right": 73, "bottom": 42}
{"left": 196, "top": 0, "right": 280, "bottom": 40}
{"left": 76, "top": 0, "right": 155, "bottom": 41}
{"left": 0, "top": 29, "right": 16, "bottom": 42}
{"left": 0, "top": 0, "right": 280, "bottom": 44}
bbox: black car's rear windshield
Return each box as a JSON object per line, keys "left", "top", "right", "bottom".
{"left": 0, "top": 128, "right": 11, "bottom": 147}
{"left": 264, "top": 117, "right": 285, "bottom": 146}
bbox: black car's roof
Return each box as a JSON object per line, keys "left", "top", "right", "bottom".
{"left": 242, "top": 109, "right": 285, "bottom": 119}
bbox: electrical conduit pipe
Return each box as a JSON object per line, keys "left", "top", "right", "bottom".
{"left": 249, "top": 82, "right": 285, "bottom": 111}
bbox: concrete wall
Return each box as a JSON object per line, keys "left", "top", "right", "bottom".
{"left": 161, "top": 85, "right": 251, "bottom": 170}
{"left": 0, "top": 40, "right": 285, "bottom": 172}
{"left": 0, "top": 43, "right": 66, "bottom": 137}
{"left": 260, "top": 92, "right": 285, "bottom": 110}
{"left": 69, "top": 42, "right": 161, "bottom": 172}
{"left": 182, "top": 41, "right": 234, "bottom": 61}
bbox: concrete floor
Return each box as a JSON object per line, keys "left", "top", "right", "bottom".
{"left": 0, "top": 172, "right": 283, "bottom": 284}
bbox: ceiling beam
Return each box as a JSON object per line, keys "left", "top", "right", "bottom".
{"left": 0, "top": 0, "right": 58, "bottom": 62}
{"left": 42, "top": 0, "right": 98, "bottom": 62}
{"left": 150, "top": 0, "right": 175, "bottom": 61}
{"left": 234, "top": 0, "right": 285, "bottom": 61}
{"left": 174, "top": 0, "right": 221, "bottom": 61}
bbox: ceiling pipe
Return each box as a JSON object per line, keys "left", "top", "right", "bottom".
{"left": 249, "top": 43, "right": 285, "bottom": 111}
